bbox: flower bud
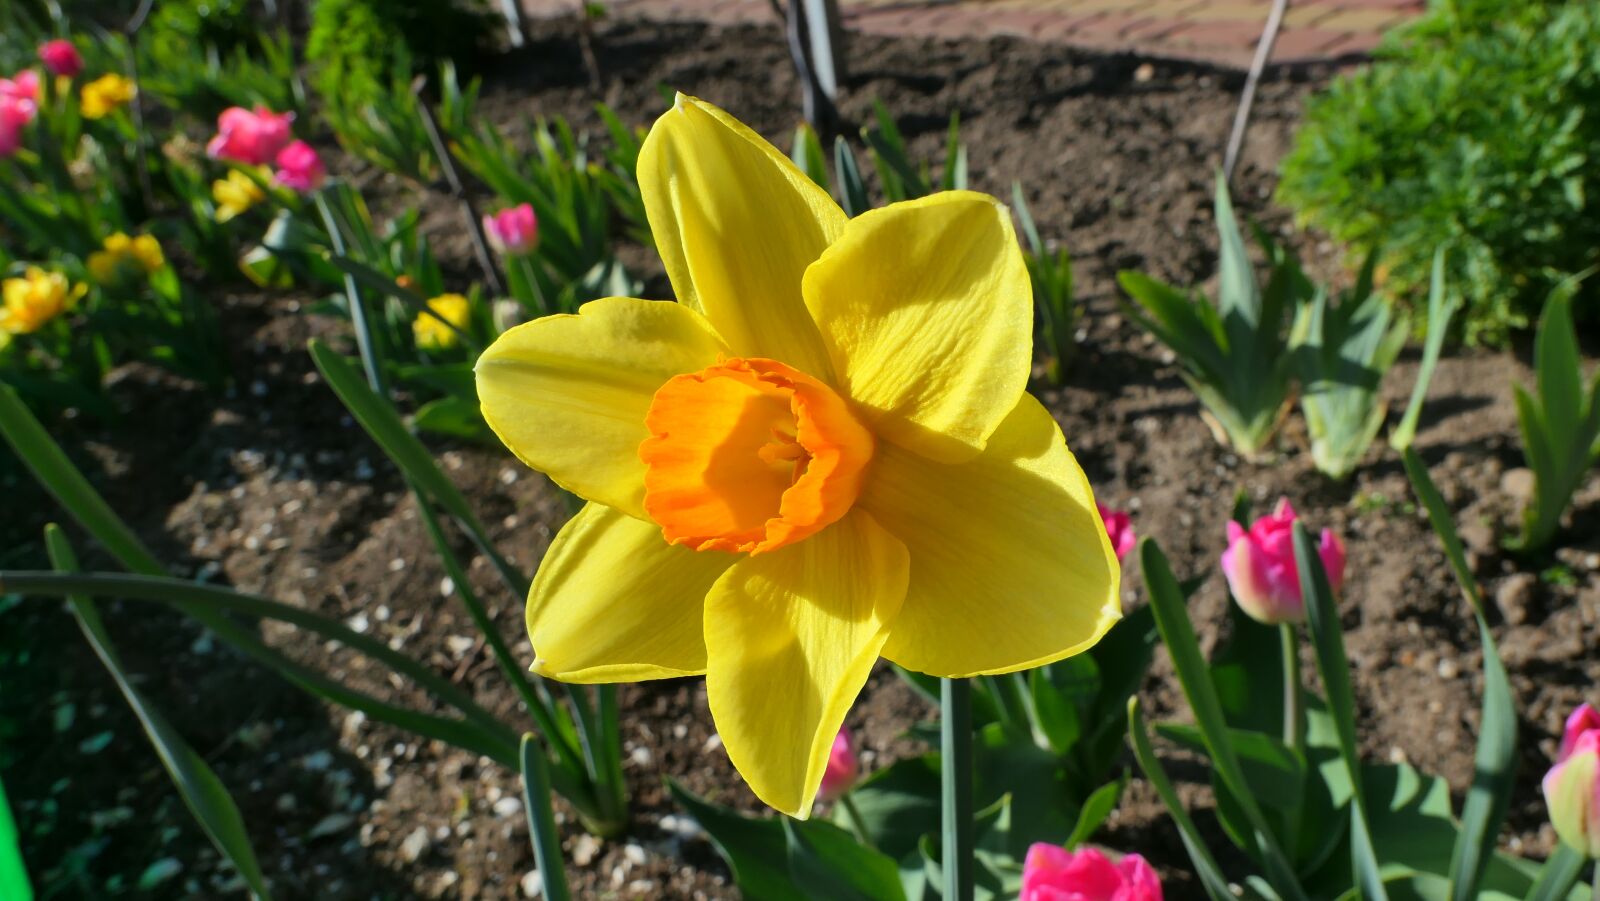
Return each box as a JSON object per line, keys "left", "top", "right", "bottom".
{"left": 1022, "top": 843, "right": 1162, "bottom": 901}
{"left": 208, "top": 106, "right": 295, "bottom": 166}
{"left": 39, "top": 40, "right": 83, "bottom": 78}
{"left": 1544, "top": 703, "right": 1600, "bottom": 858}
{"left": 816, "top": 727, "right": 858, "bottom": 805}
{"left": 273, "top": 140, "right": 326, "bottom": 193}
{"left": 1220, "top": 497, "right": 1345, "bottom": 625}
{"left": 483, "top": 203, "right": 539, "bottom": 256}
{"left": 1097, "top": 502, "right": 1134, "bottom": 563}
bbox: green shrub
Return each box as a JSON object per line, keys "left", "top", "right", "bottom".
{"left": 306, "top": 0, "right": 495, "bottom": 112}
{"left": 1277, "top": 0, "right": 1600, "bottom": 345}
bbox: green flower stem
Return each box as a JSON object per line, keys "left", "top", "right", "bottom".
{"left": 1281, "top": 622, "right": 1303, "bottom": 756}
{"left": 838, "top": 791, "right": 874, "bottom": 850}
{"left": 941, "top": 677, "right": 974, "bottom": 901}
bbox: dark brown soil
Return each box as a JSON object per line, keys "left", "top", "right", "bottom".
{"left": 5, "top": 15, "right": 1596, "bottom": 901}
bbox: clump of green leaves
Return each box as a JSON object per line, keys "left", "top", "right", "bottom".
{"left": 1290, "top": 257, "right": 1408, "bottom": 480}
{"left": 306, "top": 0, "right": 494, "bottom": 112}
{"left": 1277, "top": 0, "right": 1600, "bottom": 346}
{"left": 1119, "top": 175, "right": 1308, "bottom": 458}
{"left": 1510, "top": 280, "right": 1600, "bottom": 554}
{"left": 1013, "top": 183, "right": 1076, "bottom": 384}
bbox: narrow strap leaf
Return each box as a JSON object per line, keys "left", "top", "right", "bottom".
{"left": 521, "top": 735, "right": 572, "bottom": 901}
{"left": 1127, "top": 697, "right": 1234, "bottom": 901}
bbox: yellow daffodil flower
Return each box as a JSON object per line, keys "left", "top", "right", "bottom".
{"left": 1, "top": 267, "right": 85, "bottom": 335}
{"left": 87, "top": 232, "right": 165, "bottom": 285}
{"left": 415, "top": 293, "right": 472, "bottom": 350}
{"left": 474, "top": 96, "right": 1120, "bottom": 817}
{"left": 213, "top": 168, "right": 267, "bottom": 223}
{"left": 80, "top": 74, "right": 136, "bottom": 120}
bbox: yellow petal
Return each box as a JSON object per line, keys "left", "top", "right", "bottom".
{"left": 475, "top": 296, "right": 727, "bottom": 519}
{"left": 704, "top": 509, "right": 908, "bottom": 816}
{"left": 803, "top": 191, "right": 1032, "bottom": 463}
{"left": 638, "top": 94, "right": 845, "bottom": 380}
{"left": 863, "top": 393, "right": 1120, "bottom": 676}
{"left": 528, "top": 503, "right": 731, "bottom": 682}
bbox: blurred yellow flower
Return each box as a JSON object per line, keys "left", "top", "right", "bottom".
{"left": 1, "top": 267, "right": 85, "bottom": 334}
{"left": 80, "top": 74, "right": 136, "bottom": 119}
{"left": 414, "top": 293, "right": 471, "bottom": 350}
{"left": 88, "top": 232, "right": 165, "bottom": 284}
{"left": 212, "top": 169, "right": 266, "bottom": 223}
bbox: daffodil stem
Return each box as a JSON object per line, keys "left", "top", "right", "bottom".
{"left": 1281, "top": 623, "right": 1303, "bottom": 756}
{"left": 940, "top": 677, "right": 975, "bottom": 901}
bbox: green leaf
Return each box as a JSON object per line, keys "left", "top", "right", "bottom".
{"left": 1028, "top": 666, "right": 1081, "bottom": 755}
{"left": 1294, "top": 523, "right": 1388, "bottom": 901}
{"left": 45, "top": 526, "right": 271, "bottom": 900}
{"left": 1391, "top": 249, "right": 1454, "bottom": 452}
{"left": 1214, "top": 172, "right": 1262, "bottom": 325}
{"left": 1534, "top": 285, "right": 1582, "bottom": 430}
{"left": 844, "top": 754, "right": 942, "bottom": 864}
{"left": 791, "top": 124, "right": 831, "bottom": 192}
{"left": 783, "top": 818, "right": 907, "bottom": 901}
{"left": 1126, "top": 698, "right": 1235, "bottom": 901}
{"left": 667, "top": 781, "right": 807, "bottom": 901}
{"left": 1524, "top": 844, "right": 1586, "bottom": 901}
{"left": 1063, "top": 774, "right": 1125, "bottom": 850}
{"left": 412, "top": 395, "right": 490, "bottom": 441}
{"left": 0, "top": 769, "right": 30, "bottom": 901}
{"left": 520, "top": 735, "right": 572, "bottom": 901}
{"left": 833, "top": 136, "right": 869, "bottom": 218}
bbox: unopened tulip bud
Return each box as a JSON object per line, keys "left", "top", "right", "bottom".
{"left": 1545, "top": 703, "right": 1600, "bottom": 858}
{"left": 273, "top": 140, "right": 326, "bottom": 193}
{"left": 483, "top": 203, "right": 538, "bottom": 255}
{"left": 1220, "top": 497, "right": 1345, "bottom": 625}
{"left": 207, "top": 106, "right": 294, "bottom": 166}
{"left": 1097, "top": 502, "right": 1135, "bottom": 563}
{"left": 1022, "top": 844, "right": 1163, "bottom": 901}
{"left": 39, "top": 40, "right": 83, "bottom": 79}
{"left": 816, "top": 727, "right": 858, "bottom": 805}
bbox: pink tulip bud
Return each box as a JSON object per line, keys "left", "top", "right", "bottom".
{"left": 0, "top": 70, "right": 39, "bottom": 107}
{"left": 483, "top": 203, "right": 539, "bottom": 255}
{"left": 1220, "top": 497, "right": 1345, "bottom": 625}
{"left": 38, "top": 40, "right": 83, "bottom": 78}
{"left": 816, "top": 727, "right": 859, "bottom": 805}
{"left": 273, "top": 140, "right": 326, "bottom": 193}
{"left": 1022, "top": 844, "right": 1163, "bottom": 901}
{"left": 207, "top": 106, "right": 295, "bottom": 166}
{"left": 1545, "top": 703, "right": 1600, "bottom": 858}
{"left": 0, "top": 95, "right": 35, "bottom": 157}
{"left": 1097, "top": 502, "right": 1135, "bottom": 563}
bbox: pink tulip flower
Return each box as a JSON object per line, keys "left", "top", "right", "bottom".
{"left": 1544, "top": 703, "right": 1600, "bottom": 858}
{"left": 272, "top": 140, "right": 326, "bottom": 193}
{"left": 38, "top": 40, "right": 83, "bottom": 79}
{"left": 816, "top": 727, "right": 859, "bottom": 805}
{"left": 483, "top": 203, "right": 539, "bottom": 255}
{"left": 0, "top": 96, "right": 35, "bottom": 157}
{"left": 1220, "top": 497, "right": 1345, "bottom": 625}
{"left": 0, "top": 70, "right": 39, "bottom": 108}
{"left": 207, "top": 106, "right": 295, "bottom": 166}
{"left": 1097, "top": 502, "right": 1134, "bottom": 563}
{"left": 1022, "top": 844, "right": 1163, "bottom": 901}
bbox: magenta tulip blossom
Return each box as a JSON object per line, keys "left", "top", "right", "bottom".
{"left": 1097, "top": 502, "right": 1134, "bottom": 563}
{"left": 38, "top": 40, "right": 83, "bottom": 78}
{"left": 0, "top": 70, "right": 39, "bottom": 107}
{"left": 1021, "top": 844, "right": 1162, "bottom": 901}
{"left": 1220, "top": 497, "right": 1345, "bottom": 625}
{"left": 483, "top": 203, "right": 539, "bottom": 255}
{"left": 273, "top": 140, "right": 326, "bottom": 193}
{"left": 1544, "top": 703, "right": 1600, "bottom": 857}
{"left": 207, "top": 106, "right": 295, "bottom": 167}
{"left": 816, "top": 727, "right": 860, "bottom": 805}
{"left": 0, "top": 94, "right": 35, "bottom": 157}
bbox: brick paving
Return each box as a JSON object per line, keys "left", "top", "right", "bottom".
{"left": 523, "top": 0, "right": 1423, "bottom": 68}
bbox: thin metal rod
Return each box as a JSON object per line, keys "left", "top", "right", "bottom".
{"left": 1223, "top": 0, "right": 1289, "bottom": 186}
{"left": 412, "top": 76, "right": 507, "bottom": 298}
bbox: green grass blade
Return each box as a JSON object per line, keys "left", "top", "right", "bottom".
{"left": 1399, "top": 449, "right": 1517, "bottom": 900}
{"left": 1293, "top": 523, "right": 1388, "bottom": 901}
{"left": 45, "top": 526, "right": 272, "bottom": 900}
{"left": 520, "top": 735, "right": 572, "bottom": 901}
{"left": 1127, "top": 698, "right": 1235, "bottom": 901}
{"left": 833, "top": 136, "right": 869, "bottom": 217}
{"left": 1390, "top": 248, "right": 1454, "bottom": 452}
{"left": 1140, "top": 539, "right": 1306, "bottom": 900}
{"left": 0, "top": 770, "right": 30, "bottom": 901}
{"left": 0, "top": 384, "right": 163, "bottom": 576}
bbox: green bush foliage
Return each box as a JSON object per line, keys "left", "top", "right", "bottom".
{"left": 1277, "top": 0, "right": 1600, "bottom": 345}
{"left": 306, "top": 0, "right": 495, "bottom": 111}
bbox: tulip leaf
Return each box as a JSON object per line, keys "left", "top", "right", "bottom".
{"left": 664, "top": 781, "right": 808, "bottom": 901}
{"left": 783, "top": 818, "right": 906, "bottom": 901}
{"left": 1294, "top": 523, "right": 1389, "bottom": 901}
{"left": 1028, "top": 666, "right": 1082, "bottom": 755}
{"left": 0, "top": 771, "right": 30, "bottom": 901}
{"left": 841, "top": 754, "right": 942, "bottom": 863}
{"left": 44, "top": 527, "right": 271, "bottom": 900}
{"left": 833, "top": 136, "right": 870, "bottom": 219}
{"left": 520, "top": 736, "right": 572, "bottom": 901}
{"left": 1126, "top": 698, "right": 1235, "bottom": 901}
{"left": 1390, "top": 249, "right": 1455, "bottom": 452}
{"left": 1524, "top": 844, "right": 1586, "bottom": 901}
{"left": 1063, "top": 773, "right": 1126, "bottom": 850}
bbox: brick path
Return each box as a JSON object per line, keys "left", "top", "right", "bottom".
{"left": 525, "top": 0, "right": 1422, "bottom": 68}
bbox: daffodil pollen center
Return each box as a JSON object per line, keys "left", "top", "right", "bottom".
{"left": 639, "top": 357, "right": 873, "bottom": 554}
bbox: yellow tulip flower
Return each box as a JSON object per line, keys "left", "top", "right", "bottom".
{"left": 213, "top": 169, "right": 267, "bottom": 223}
{"left": 1, "top": 267, "right": 85, "bottom": 335}
{"left": 80, "top": 74, "right": 136, "bottom": 120}
{"left": 414, "top": 293, "right": 472, "bottom": 350}
{"left": 474, "top": 96, "right": 1120, "bottom": 816}
{"left": 88, "top": 232, "right": 165, "bottom": 285}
